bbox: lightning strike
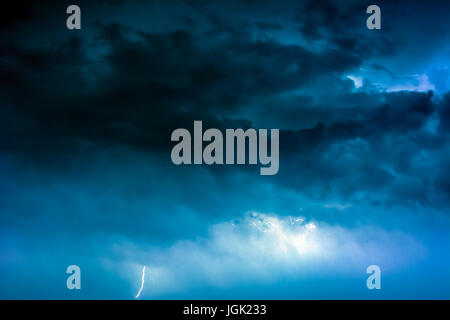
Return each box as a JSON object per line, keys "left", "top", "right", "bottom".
{"left": 135, "top": 266, "right": 146, "bottom": 299}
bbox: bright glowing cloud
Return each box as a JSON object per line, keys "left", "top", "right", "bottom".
{"left": 347, "top": 75, "right": 363, "bottom": 88}
{"left": 106, "top": 212, "right": 426, "bottom": 298}
{"left": 387, "top": 74, "right": 435, "bottom": 92}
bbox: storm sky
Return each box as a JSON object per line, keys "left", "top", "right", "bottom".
{"left": 1, "top": 0, "right": 450, "bottom": 299}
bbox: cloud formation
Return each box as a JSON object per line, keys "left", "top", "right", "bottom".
{"left": 1, "top": 0, "right": 450, "bottom": 299}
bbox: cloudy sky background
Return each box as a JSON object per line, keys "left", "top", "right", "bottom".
{"left": 1, "top": 0, "right": 450, "bottom": 299}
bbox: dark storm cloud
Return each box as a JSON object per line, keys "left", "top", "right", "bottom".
{"left": 278, "top": 90, "right": 450, "bottom": 207}
{"left": 1, "top": 0, "right": 450, "bottom": 209}
{"left": 2, "top": 0, "right": 450, "bottom": 300}
{"left": 1, "top": 17, "right": 362, "bottom": 158}
{"left": 439, "top": 92, "right": 450, "bottom": 132}
{"left": 295, "top": 0, "right": 402, "bottom": 58}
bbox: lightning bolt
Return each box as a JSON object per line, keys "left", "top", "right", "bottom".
{"left": 135, "top": 266, "right": 146, "bottom": 299}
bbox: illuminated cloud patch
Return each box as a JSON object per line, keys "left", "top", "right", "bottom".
{"left": 102, "top": 212, "right": 430, "bottom": 299}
